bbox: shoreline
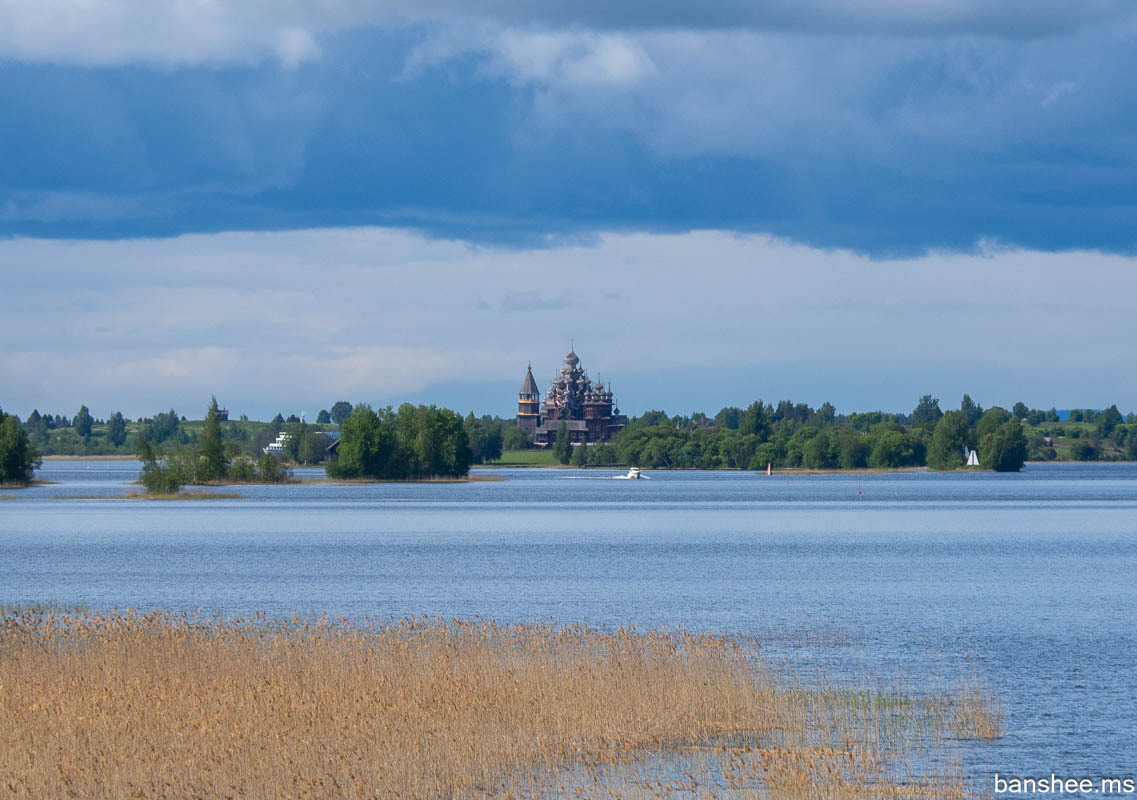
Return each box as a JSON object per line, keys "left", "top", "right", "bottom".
{"left": 41, "top": 454, "right": 138, "bottom": 461}
{"left": 35, "top": 454, "right": 1137, "bottom": 473}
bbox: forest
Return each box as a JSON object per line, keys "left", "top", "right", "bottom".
{"left": 6, "top": 394, "right": 1137, "bottom": 483}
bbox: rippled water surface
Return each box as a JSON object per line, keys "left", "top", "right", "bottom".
{"left": 3, "top": 460, "right": 1136, "bottom": 794}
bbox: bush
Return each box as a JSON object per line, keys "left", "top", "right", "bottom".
{"left": 228, "top": 457, "right": 257, "bottom": 482}
{"left": 257, "top": 454, "right": 291, "bottom": 483}
{"left": 1071, "top": 442, "right": 1098, "bottom": 461}
{"left": 136, "top": 439, "right": 184, "bottom": 494}
{"left": 979, "top": 421, "right": 1028, "bottom": 472}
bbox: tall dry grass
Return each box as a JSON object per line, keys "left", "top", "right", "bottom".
{"left": 0, "top": 609, "right": 998, "bottom": 799}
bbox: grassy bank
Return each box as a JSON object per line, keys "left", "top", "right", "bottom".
{"left": 484, "top": 448, "right": 559, "bottom": 466}
{"left": 41, "top": 454, "right": 139, "bottom": 461}
{"left": 0, "top": 610, "right": 999, "bottom": 798}
{"left": 320, "top": 473, "right": 506, "bottom": 484}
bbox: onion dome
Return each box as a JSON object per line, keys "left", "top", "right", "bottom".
{"left": 564, "top": 348, "right": 579, "bottom": 366}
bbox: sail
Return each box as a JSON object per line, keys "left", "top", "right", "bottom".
{"left": 967, "top": 449, "right": 980, "bottom": 467}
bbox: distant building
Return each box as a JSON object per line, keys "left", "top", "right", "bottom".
{"left": 517, "top": 347, "right": 627, "bottom": 446}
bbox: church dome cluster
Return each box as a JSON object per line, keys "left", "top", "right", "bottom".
{"left": 516, "top": 346, "right": 626, "bottom": 447}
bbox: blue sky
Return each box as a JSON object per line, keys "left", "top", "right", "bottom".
{"left": 2, "top": 1, "right": 1136, "bottom": 419}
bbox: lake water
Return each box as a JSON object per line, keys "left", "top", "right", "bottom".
{"left": 3, "top": 461, "right": 1136, "bottom": 796}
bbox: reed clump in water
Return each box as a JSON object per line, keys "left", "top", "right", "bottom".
{"left": 0, "top": 609, "right": 999, "bottom": 799}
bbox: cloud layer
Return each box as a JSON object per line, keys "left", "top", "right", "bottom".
{"left": 2, "top": 228, "right": 1135, "bottom": 419}
{"left": 1, "top": 3, "right": 1134, "bottom": 253}
{"left": 4, "top": 1, "right": 1131, "bottom": 66}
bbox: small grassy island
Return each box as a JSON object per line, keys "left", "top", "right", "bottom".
{"left": 0, "top": 608, "right": 1001, "bottom": 798}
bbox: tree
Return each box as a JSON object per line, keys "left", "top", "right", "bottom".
{"left": 283, "top": 420, "right": 307, "bottom": 463}
{"left": 0, "top": 407, "right": 41, "bottom": 484}
{"left": 571, "top": 441, "right": 588, "bottom": 466}
{"left": 135, "top": 438, "right": 183, "bottom": 494}
{"left": 142, "top": 409, "right": 181, "bottom": 444}
{"left": 869, "top": 430, "right": 912, "bottom": 468}
{"left": 316, "top": 409, "right": 332, "bottom": 424}
{"left": 1072, "top": 441, "right": 1099, "bottom": 461}
{"left": 327, "top": 405, "right": 391, "bottom": 479}
{"left": 926, "top": 411, "right": 969, "bottom": 470}
{"left": 976, "top": 407, "right": 1011, "bottom": 441}
{"left": 1099, "top": 404, "right": 1123, "bottom": 435}
{"left": 199, "top": 396, "right": 228, "bottom": 481}
{"left": 960, "top": 394, "right": 983, "bottom": 426}
{"left": 74, "top": 405, "right": 93, "bottom": 438}
{"left": 980, "top": 420, "right": 1028, "bottom": 472}
{"left": 911, "top": 395, "right": 943, "bottom": 429}
{"left": 108, "top": 412, "right": 127, "bottom": 447}
{"left": 502, "top": 424, "right": 532, "bottom": 450}
{"left": 25, "top": 409, "right": 43, "bottom": 432}
{"left": 739, "top": 401, "right": 772, "bottom": 440}
{"left": 553, "top": 421, "right": 572, "bottom": 465}
{"left": 465, "top": 413, "right": 504, "bottom": 465}
{"left": 1012, "top": 402, "right": 1029, "bottom": 420}
{"left": 714, "top": 407, "right": 742, "bottom": 430}
{"left": 270, "top": 413, "right": 285, "bottom": 431}
{"left": 814, "top": 402, "right": 837, "bottom": 427}
{"left": 837, "top": 429, "right": 869, "bottom": 469}
{"left": 300, "top": 432, "right": 331, "bottom": 464}
{"left": 330, "top": 401, "right": 353, "bottom": 425}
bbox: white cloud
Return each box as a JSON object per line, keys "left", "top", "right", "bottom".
{"left": 490, "top": 30, "right": 656, "bottom": 87}
{"left": 275, "top": 28, "right": 321, "bottom": 68}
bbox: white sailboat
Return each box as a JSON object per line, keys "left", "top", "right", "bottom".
{"left": 966, "top": 449, "right": 980, "bottom": 467}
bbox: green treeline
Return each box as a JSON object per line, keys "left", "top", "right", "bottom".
{"left": 8, "top": 392, "right": 1137, "bottom": 484}
{"left": 542, "top": 396, "right": 1137, "bottom": 472}
{"left": 17, "top": 404, "right": 337, "bottom": 460}
{"left": 326, "top": 404, "right": 472, "bottom": 480}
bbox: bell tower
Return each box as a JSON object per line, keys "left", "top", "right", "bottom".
{"left": 517, "top": 363, "right": 540, "bottom": 436}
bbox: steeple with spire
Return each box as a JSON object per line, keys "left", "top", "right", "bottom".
{"left": 517, "top": 363, "right": 540, "bottom": 421}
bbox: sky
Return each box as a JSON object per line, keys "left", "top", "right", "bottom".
{"left": 1, "top": 1, "right": 1136, "bottom": 419}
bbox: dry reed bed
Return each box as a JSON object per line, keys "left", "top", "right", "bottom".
{"left": 0, "top": 610, "right": 1000, "bottom": 799}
